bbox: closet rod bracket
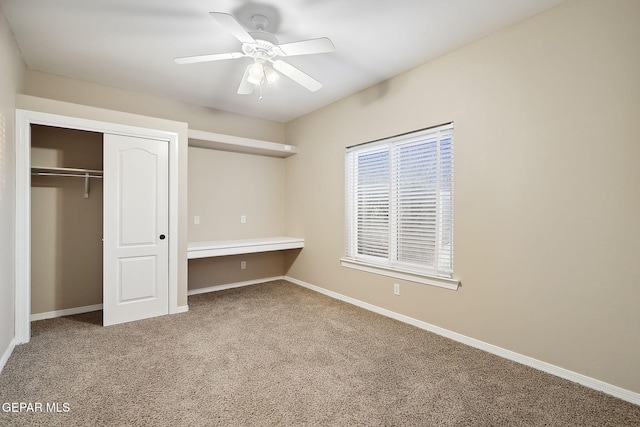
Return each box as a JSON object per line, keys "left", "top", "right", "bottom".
{"left": 84, "top": 172, "right": 90, "bottom": 199}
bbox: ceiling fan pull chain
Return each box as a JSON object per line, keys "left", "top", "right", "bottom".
{"left": 259, "top": 81, "right": 264, "bottom": 100}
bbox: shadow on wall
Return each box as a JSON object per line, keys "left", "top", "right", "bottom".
{"left": 0, "top": 113, "right": 5, "bottom": 202}
{"left": 358, "top": 79, "right": 391, "bottom": 106}
{"left": 283, "top": 248, "right": 303, "bottom": 275}
{"left": 188, "top": 249, "right": 303, "bottom": 291}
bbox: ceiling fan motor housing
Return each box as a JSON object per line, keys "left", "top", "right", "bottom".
{"left": 243, "top": 36, "right": 281, "bottom": 59}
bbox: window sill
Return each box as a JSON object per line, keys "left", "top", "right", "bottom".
{"left": 340, "top": 258, "right": 460, "bottom": 290}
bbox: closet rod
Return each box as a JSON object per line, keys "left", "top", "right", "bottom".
{"left": 31, "top": 171, "right": 102, "bottom": 198}
{"left": 30, "top": 172, "right": 103, "bottom": 178}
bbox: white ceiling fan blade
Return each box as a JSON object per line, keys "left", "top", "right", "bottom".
{"left": 237, "top": 64, "right": 255, "bottom": 95}
{"left": 272, "top": 60, "right": 323, "bottom": 92}
{"left": 174, "top": 52, "right": 244, "bottom": 64}
{"left": 210, "top": 12, "right": 256, "bottom": 45}
{"left": 277, "top": 37, "right": 335, "bottom": 57}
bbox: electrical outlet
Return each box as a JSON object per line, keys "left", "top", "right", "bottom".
{"left": 241, "top": 261, "right": 246, "bottom": 270}
{"left": 194, "top": 216, "right": 200, "bottom": 225}
{"left": 393, "top": 283, "right": 400, "bottom": 296}
{"left": 241, "top": 215, "right": 246, "bottom": 224}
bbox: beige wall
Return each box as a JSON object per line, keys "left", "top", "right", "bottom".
{"left": 188, "top": 252, "right": 286, "bottom": 291}
{"left": 0, "top": 6, "right": 25, "bottom": 361}
{"left": 30, "top": 125, "right": 103, "bottom": 314}
{"left": 188, "top": 147, "right": 285, "bottom": 242}
{"left": 284, "top": 0, "right": 640, "bottom": 393}
{"left": 188, "top": 147, "right": 288, "bottom": 289}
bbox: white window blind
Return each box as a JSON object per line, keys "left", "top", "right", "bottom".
{"left": 345, "top": 123, "right": 454, "bottom": 280}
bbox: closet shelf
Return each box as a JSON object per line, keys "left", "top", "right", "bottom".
{"left": 31, "top": 166, "right": 103, "bottom": 198}
{"left": 187, "top": 236, "right": 304, "bottom": 259}
{"left": 188, "top": 129, "right": 297, "bottom": 158}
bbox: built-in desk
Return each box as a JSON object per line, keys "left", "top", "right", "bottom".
{"left": 187, "top": 237, "right": 304, "bottom": 259}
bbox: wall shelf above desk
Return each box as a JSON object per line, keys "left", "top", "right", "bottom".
{"left": 187, "top": 236, "right": 304, "bottom": 259}
{"left": 188, "top": 129, "right": 297, "bottom": 158}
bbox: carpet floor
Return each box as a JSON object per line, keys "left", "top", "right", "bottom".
{"left": 0, "top": 280, "right": 638, "bottom": 426}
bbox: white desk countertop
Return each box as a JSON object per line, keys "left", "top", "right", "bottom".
{"left": 187, "top": 236, "right": 304, "bottom": 259}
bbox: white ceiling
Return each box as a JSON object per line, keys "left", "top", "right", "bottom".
{"left": 1, "top": 0, "right": 567, "bottom": 123}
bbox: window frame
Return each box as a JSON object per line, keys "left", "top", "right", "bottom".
{"left": 341, "top": 123, "right": 459, "bottom": 290}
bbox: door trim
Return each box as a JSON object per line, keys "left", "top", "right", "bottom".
{"left": 15, "top": 108, "right": 180, "bottom": 343}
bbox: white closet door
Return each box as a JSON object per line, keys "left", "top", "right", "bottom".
{"left": 103, "top": 134, "right": 169, "bottom": 326}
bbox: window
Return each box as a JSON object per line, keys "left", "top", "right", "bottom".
{"left": 342, "top": 123, "right": 458, "bottom": 290}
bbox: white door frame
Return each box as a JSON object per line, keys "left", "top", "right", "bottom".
{"left": 15, "top": 108, "right": 180, "bottom": 343}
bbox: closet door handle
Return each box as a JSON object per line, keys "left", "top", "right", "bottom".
{"left": 159, "top": 234, "right": 166, "bottom": 240}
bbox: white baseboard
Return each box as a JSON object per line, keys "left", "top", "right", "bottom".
{"left": 30, "top": 304, "right": 103, "bottom": 322}
{"left": 187, "top": 276, "right": 285, "bottom": 296}
{"left": 174, "top": 305, "right": 189, "bottom": 314}
{"left": 284, "top": 275, "right": 640, "bottom": 406}
{"left": 0, "top": 338, "right": 17, "bottom": 374}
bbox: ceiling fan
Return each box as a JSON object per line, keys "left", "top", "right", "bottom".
{"left": 175, "top": 12, "right": 335, "bottom": 96}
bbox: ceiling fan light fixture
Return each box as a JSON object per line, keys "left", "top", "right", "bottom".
{"left": 264, "top": 65, "right": 280, "bottom": 84}
{"left": 247, "top": 61, "right": 264, "bottom": 85}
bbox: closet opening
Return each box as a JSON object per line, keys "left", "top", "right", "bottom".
{"left": 16, "top": 105, "right": 181, "bottom": 343}
{"left": 30, "top": 124, "right": 104, "bottom": 324}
